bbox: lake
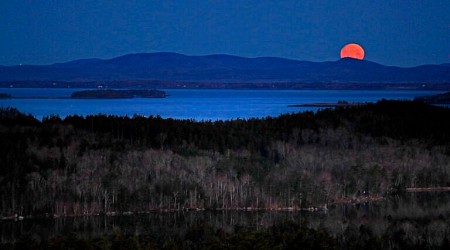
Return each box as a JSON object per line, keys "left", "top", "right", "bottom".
{"left": 0, "top": 88, "right": 445, "bottom": 120}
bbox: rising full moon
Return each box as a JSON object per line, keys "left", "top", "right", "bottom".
{"left": 340, "top": 43, "right": 365, "bottom": 60}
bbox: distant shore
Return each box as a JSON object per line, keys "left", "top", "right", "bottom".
{"left": 2, "top": 81, "right": 450, "bottom": 91}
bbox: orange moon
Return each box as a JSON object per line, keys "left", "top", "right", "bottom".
{"left": 340, "top": 43, "right": 365, "bottom": 60}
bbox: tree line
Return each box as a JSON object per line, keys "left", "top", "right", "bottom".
{"left": 1, "top": 100, "right": 450, "bottom": 217}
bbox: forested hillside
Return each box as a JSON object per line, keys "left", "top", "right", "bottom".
{"left": 1, "top": 53, "right": 450, "bottom": 83}
{"left": 1, "top": 101, "right": 450, "bottom": 217}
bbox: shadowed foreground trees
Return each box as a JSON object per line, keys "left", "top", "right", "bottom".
{"left": 1, "top": 101, "right": 450, "bottom": 216}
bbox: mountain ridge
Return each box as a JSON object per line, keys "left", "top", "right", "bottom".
{"left": 0, "top": 53, "right": 449, "bottom": 83}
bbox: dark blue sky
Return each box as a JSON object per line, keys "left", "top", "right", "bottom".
{"left": 1, "top": 0, "right": 449, "bottom": 67}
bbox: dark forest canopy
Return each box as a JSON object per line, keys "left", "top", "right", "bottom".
{"left": 1, "top": 101, "right": 450, "bottom": 219}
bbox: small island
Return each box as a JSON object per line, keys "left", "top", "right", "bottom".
{"left": 415, "top": 91, "right": 450, "bottom": 104}
{"left": 71, "top": 89, "right": 167, "bottom": 99}
{"left": 0, "top": 93, "right": 12, "bottom": 99}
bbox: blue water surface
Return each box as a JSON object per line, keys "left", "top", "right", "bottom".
{"left": 0, "top": 88, "right": 445, "bottom": 121}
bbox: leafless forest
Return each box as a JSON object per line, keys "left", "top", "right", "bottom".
{"left": 1, "top": 101, "right": 450, "bottom": 217}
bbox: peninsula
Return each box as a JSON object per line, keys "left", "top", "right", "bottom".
{"left": 288, "top": 101, "right": 366, "bottom": 108}
{"left": 415, "top": 91, "right": 450, "bottom": 104}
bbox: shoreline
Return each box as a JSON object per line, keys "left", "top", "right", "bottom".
{"left": 10, "top": 189, "right": 448, "bottom": 221}
{"left": 0, "top": 194, "right": 385, "bottom": 222}
{"left": 288, "top": 102, "right": 368, "bottom": 108}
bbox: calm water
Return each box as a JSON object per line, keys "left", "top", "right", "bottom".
{"left": 0, "top": 88, "right": 445, "bottom": 120}
{"left": 1, "top": 193, "right": 449, "bottom": 242}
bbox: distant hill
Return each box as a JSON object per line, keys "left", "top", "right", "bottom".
{"left": 0, "top": 52, "right": 449, "bottom": 83}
